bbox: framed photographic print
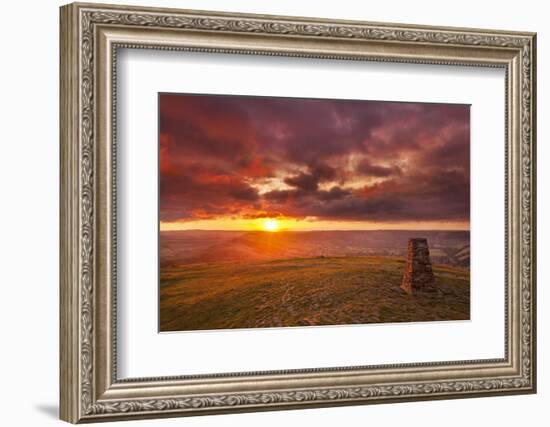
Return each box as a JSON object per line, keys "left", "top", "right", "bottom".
{"left": 60, "top": 2, "right": 537, "bottom": 423}
{"left": 158, "top": 93, "right": 472, "bottom": 332}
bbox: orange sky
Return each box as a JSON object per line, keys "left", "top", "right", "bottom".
{"left": 160, "top": 218, "right": 470, "bottom": 232}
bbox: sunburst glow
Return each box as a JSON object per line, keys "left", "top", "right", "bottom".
{"left": 263, "top": 218, "right": 280, "bottom": 232}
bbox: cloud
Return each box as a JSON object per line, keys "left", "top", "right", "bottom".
{"left": 241, "top": 211, "right": 284, "bottom": 219}
{"left": 159, "top": 94, "right": 470, "bottom": 224}
{"left": 159, "top": 161, "right": 260, "bottom": 222}
{"left": 317, "top": 187, "right": 352, "bottom": 201}
{"left": 356, "top": 159, "right": 402, "bottom": 177}
{"left": 284, "top": 163, "right": 337, "bottom": 191}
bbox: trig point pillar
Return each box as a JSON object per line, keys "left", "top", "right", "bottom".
{"left": 401, "top": 238, "right": 436, "bottom": 295}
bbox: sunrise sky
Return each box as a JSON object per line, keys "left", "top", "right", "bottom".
{"left": 159, "top": 93, "right": 470, "bottom": 232}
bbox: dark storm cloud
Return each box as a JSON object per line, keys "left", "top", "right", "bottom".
{"left": 356, "top": 159, "right": 402, "bottom": 178}
{"left": 317, "top": 187, "right": 352, "bottom": 201}
{"left": 159, "top": 93, "right": 470, "bottom": 223}
{"left": 284, "top": 163, "right": 337, "bottom": 192}
{"left": 159, "top": 160, "right": 260, "bottom": 222}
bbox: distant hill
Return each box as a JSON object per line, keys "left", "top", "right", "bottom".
{"left": 453, "top": 244, "right": 470, "bottom": 267}
{"left": 160, "top": 230, "right": 470, "bottom": 268}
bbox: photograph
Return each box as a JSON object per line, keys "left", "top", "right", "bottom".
{"left": 158, "top": 93, "right": 471, "bottom": 332}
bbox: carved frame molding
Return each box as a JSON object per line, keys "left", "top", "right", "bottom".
{"left": 60, "top": 2, "right": 536, "bottom": 423}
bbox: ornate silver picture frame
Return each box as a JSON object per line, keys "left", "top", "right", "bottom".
{"left": 60, "top": 2, "right": 536, "bottom": 423}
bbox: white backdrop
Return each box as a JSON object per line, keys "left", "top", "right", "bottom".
{"left": 0, "top": 1, "right": 546, "bottom": 426}
{"left": 117, "top": 50, "right": 505, "bottom": 378}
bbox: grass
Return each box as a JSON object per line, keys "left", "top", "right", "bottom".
{"left": 159, "top": 256, "right": 470, "bottom": 332}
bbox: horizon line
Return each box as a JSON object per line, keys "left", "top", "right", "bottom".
{"left": 161, "top": 228, "right": 470, "bottom": 232}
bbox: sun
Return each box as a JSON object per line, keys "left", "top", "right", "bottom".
{"left": 263, "top": 218, "right": 280, "bottom": 232}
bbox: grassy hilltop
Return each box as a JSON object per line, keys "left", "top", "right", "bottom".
{"left": 160, "top": 255, "right": 470, "bottom": 332}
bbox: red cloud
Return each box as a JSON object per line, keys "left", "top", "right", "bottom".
{"left": 159, "top": 94, "right": 470, "bottom": 223}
